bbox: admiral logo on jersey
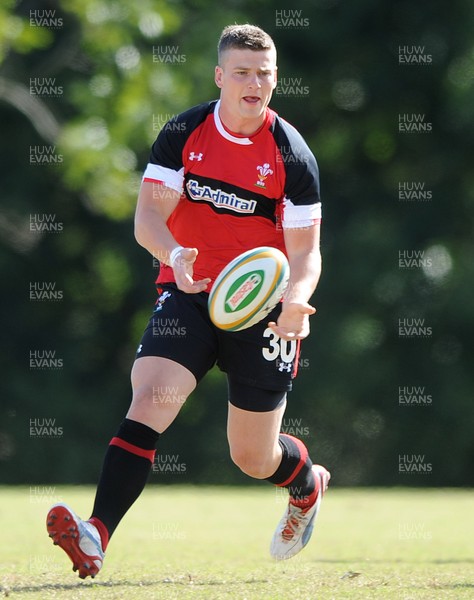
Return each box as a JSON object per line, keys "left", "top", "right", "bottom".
{"left": 186, "top": 179, "right": 257, "bottom": 214}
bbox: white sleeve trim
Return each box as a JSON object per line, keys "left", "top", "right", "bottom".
{"left": 142, "top": 163, "right": 184, "bottom": 194}
{"left": 282, "top": 197, "right": 322, "bottom": 229}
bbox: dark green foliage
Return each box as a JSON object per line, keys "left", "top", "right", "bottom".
{"left": 1, "top": 0, "right": 472, "bottom": 485}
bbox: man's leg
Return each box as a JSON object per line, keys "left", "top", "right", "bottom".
{"left": 90, "top": 356, "right": 196, "bottom": 538}
{"left": 226, "top": 379, "right": 329, "bottom": 560}
{"left": 47, "top": 357, "right": 195, "bottom": 579}
{"left": 226, "top": 391, "right": 286, "bottom": 479}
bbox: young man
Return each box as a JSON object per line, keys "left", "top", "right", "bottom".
{"left": 46, "top": 24, "right": 330, "bottom": 578}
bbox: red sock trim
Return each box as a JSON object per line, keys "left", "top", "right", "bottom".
{"left": 278, "top": 434, "right": 309, "bottom": 487}
{"left": 109, "top": 437, "right": 156, "bottom": 463}
{"left": 88, "top": 517, "right": 109, "bottom": 551}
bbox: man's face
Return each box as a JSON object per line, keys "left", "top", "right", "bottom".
{"left": 215, "top": 47, "right": 277, "bottom": 126}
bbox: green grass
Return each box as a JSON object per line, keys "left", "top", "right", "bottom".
{"left": 1, "top": 486, "right": 473, "bottom": 599}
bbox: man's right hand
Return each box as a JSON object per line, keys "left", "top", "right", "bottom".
{"left": 172, "top": 247, "right": 211, "bottom": 294}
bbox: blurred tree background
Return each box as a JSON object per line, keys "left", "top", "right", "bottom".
{"left": 1, "top": 0, "right": 473, "bottom": 486}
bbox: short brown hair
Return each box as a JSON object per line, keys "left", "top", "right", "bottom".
{"left": 217, "top": 24, "right": 276, "bottom": 64}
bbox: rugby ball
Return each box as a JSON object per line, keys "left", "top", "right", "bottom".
{"left": 208, "top": 246, "right": 289, "bottom": 331}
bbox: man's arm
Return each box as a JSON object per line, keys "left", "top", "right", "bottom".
{"left": 268, "top": 223, "right": 321, "bottom": 340}
{"left": 134, "top": 181, "right": 211, "bottom": 293}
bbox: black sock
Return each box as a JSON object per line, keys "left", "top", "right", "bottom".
{"left": 266, "top": 433, "right": 317, "bottom": 508}
{"left": 90, "top": 418, "right": 160, "bottom": 544}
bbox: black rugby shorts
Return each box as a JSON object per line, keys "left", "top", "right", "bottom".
{"left": 136, "top": 283, "right": 300, "bottom": 392}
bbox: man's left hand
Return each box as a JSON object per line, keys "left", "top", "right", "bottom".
{"left": 268, "top": 302, "right": 316, "bottom": 341}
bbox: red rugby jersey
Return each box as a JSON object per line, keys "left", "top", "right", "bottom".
{"left": 143, "top": 100, "right": 321, "bottom": 287}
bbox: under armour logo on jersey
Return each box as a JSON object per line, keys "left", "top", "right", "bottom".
{"left": 189, "top": 151, "right": 203, "bottom": 161}
{"left": 278, "top": 361, "right": 292, "bottom": 372}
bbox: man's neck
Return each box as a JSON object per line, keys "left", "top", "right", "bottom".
{"left": 218, "top": 103, "right": 266, "bottom": 137}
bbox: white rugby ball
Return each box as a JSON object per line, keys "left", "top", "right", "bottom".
{"left": 208, "top": 246, "right": 289, "bottom": 331}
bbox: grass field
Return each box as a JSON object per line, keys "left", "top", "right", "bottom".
{"left": 0, "top": 486, "right": 472, "bottom": 599}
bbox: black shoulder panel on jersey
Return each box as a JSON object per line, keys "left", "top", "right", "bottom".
{"left": 270, "top": 116, "right": 320, "bottom": 206}
{"left": 149, "top": 101, "right": 217, "bottom": 170}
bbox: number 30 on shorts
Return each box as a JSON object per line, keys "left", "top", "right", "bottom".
{"left": 262, "top": 328, "right": 297, "bottom": 363}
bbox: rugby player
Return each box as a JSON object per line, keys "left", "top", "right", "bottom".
{"left": 46, "top": 24, "right": 330, "bottom": 578}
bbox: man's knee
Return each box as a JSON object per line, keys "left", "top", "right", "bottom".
{"left": 128, "top": 384, "right": 189, "bottom": 433}
{"left": 132, "top": 385, "right": 187, "bottom": 409}
{"left": 230, "top": 447, "right": 278, "bottom": 479}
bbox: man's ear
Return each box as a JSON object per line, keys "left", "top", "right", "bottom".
{"left": 272, "top": 66, "right": 278, "bottom": 90}
{"left": 215, "top": 65, "right": 223, "bottom": 89}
